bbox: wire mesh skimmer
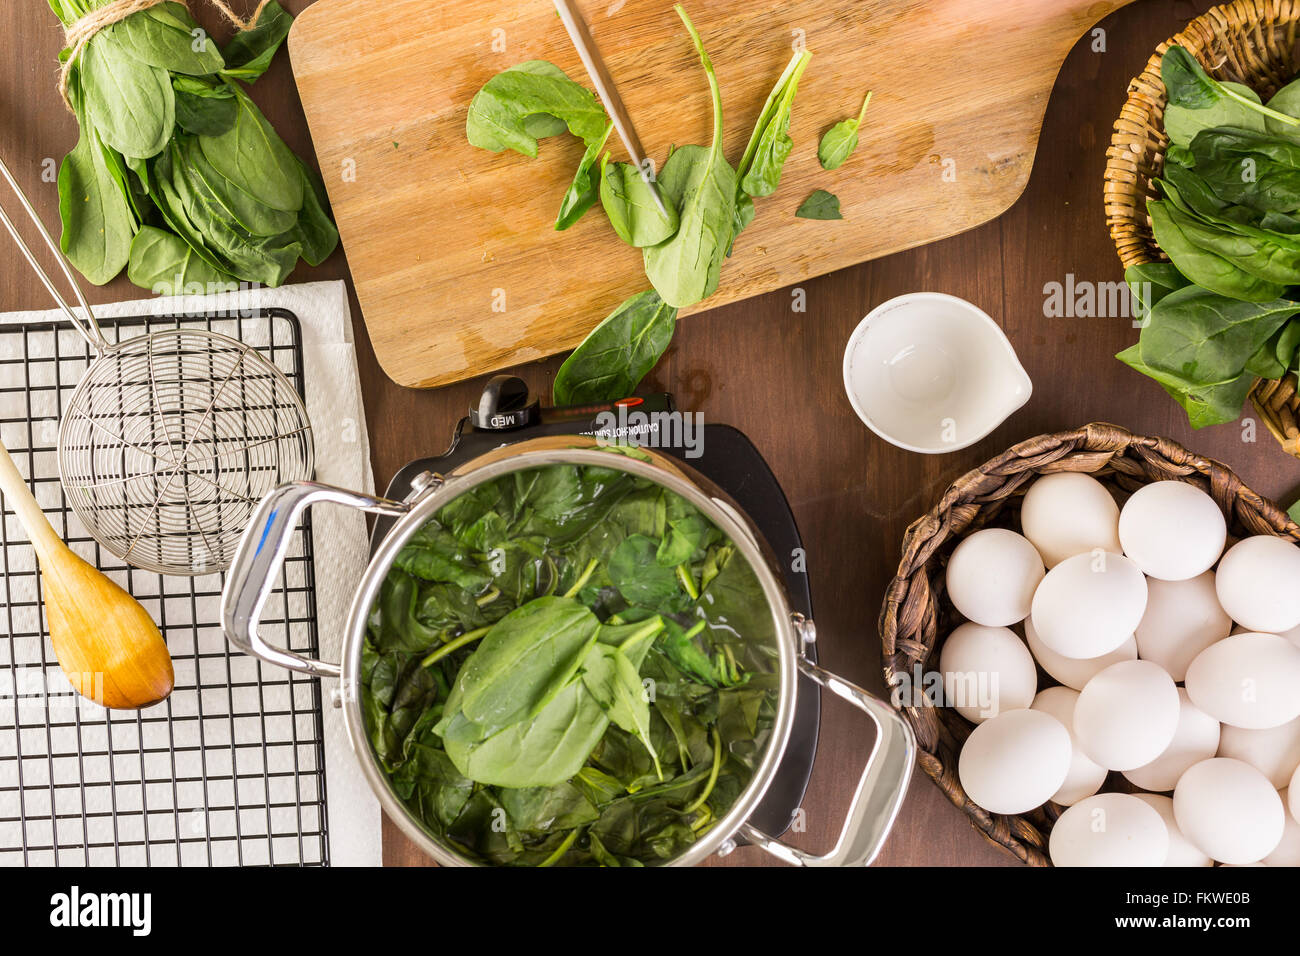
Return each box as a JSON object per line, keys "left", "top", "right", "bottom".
{"left": 0, "top": 157, "right": 313, "bottom": 575}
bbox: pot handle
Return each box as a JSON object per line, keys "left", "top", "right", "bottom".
{"left": 739, "top": 656, "right": 916, "bottom": 867}
{"left": 221, "top": 481, "right": 409, "bottom": 679}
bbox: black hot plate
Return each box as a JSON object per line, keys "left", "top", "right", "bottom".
{"left": 370, "top": 376, "right": 819, "bottom": 840}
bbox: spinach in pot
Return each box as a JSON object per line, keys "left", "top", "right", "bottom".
{"left": 361, "top": 462, "right": 780, "bottom": 867}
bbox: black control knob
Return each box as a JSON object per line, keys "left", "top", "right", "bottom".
{"left": 470, "top": 375, "right": 540, "bottom": 431}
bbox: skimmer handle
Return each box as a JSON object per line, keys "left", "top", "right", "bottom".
{"left": 0, "top": 155, "right": 111, "bottom": 352}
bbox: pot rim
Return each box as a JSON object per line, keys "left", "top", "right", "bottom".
{"left": 338, "top": 441, "right": 801, "bottom": 867}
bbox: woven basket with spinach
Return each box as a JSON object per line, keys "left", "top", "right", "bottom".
{"left": 1117, "top": 41, "right": 1300, "bottom": 431}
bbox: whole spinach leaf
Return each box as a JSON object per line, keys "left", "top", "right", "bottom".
{"left": 642, "top": 7, "right": 737, "bottom": 309}
{"left": 465, "top": 60, "right": 607, "bottom": 157}
{"left": 81, "top": 34, "right": 176, "bottom": 159}
{"left": 1137, "top": 284, "right": 1300, "bottom": 386}
{"left": 736, "top": 49, "right": 812, "bottom": 197}
{"left": 200, "top": 86, "right": 303, "bottom": 212}
{"left": 58, "top": 94, "right": 135, "bottom": 285}
{"left": 445, "top": 596, "right": 600, "bottom": 737}
{"left": 581, "top": 623, "right": 662, "bottom": 776}
{"left": 817, "top": 91, "right": 872, "bottom": 171}
{"left": 1161, "top": 45, "right": 1300, "bottom": 142}
{"left": 599, "top": 156, "right": 679, "bottom": 247}
{"left": 442, "top": 677, "right": 611, "bottom": 789}
{"left": 103, "top": 2, "right": 224, "bottom": 76}
{"left": 553, "top": 290, "right": 677, "bottom": 405}
{"left": 1188, "top": 127, "right": 1300, "bottom": 212}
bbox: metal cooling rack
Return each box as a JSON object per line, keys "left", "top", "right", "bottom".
{"left": 0, "top": 307, "right": 328, "bottom": 866}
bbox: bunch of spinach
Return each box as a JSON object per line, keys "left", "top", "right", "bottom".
{"left": 465, "top": 5, "right": 814, "bottom": 404}
{"left": 50, "top": 1, "right": 336, "bottom": 291}
{"left": 361, "top": 462, "right": 779, "bottom": 866}
{"left": 1119, "top": 45, "right": 1300, "bottom": 427}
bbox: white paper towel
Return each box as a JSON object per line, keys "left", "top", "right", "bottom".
{"left": 0, "top": 280, "right": 381, "bottom": 867}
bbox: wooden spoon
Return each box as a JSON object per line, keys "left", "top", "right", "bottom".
{"left": 0, "top": 441, "right": 173, "bottom": 709}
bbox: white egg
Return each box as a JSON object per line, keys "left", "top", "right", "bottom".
{"left": 1280, "top": 620, "right": 1300, "bottom": 651}
{"left": 1118, "top": 481, "right": 1226, "bottom": 581}
{"left": 1264, "top": 791, "right": 1300, "bottom": 866}
{"left": 1023, "top": 616, "right": 1137, "bottom": 690}
{"left": 1293, "top": 768, "right": 1300, "bottom": 824}
{"left": 1020, "top": 472, "right": 1122, "bottom": 568}
{"left": 940, "top": 623, "right": 1037, "bottom": 723}
{"left": 1122, "top": 688, "right": 1221, "bottom": 791}
{"left": 1133, "top": 793, "right": 1213, "bottom": 867}
{"left": 1185, "top": 633, "right": 1300, "bottom": 729}
{"left": 1174, "top": 757, "right": 1286, "bottom": 864}
{"left": 1074, "top": 659, "right": 1179, "bottom": 771}
{"left": 1030, "top": 687, "right": 1107, "bottom": 805}
{"left": 1215, "top": 536, "right": 1300, "bottom": 633}
{"left": 946, "top": 528, "right": 1044, "bottom": 627}
{"left": 1049, "top": 793, "right": 1168, "bottom": 867}
{"left": 957, "top": 708, "right": 1072, "bottom": 815}
{"left": 1134, "top": 571, "right": 1232, "bottom": 682}
{"left": 1217, "top": 716, "right": 1300, "bottom": 789}
{"left": 1030, "top": 552, "right": 1147, "bottom": 659}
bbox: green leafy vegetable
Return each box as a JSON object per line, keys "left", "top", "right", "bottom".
{"left": 58, "top": 92, "right": 135, "bottom": 285}
{"left": 127, "top": 224, "right": 237, "bottom": 294}
{"left": 736, "top": 49, "right": 812, "bottom": 197}
{"left": 1117, "top": 344, "right": 1255, "bottom": 428}
{"left": 642, "top": 7, "right": 738, "bottom": 309}
{"left": 219, "top": 0, "right": 293, "bottom": 81}
{"left": 599, "top": 156, "right": 678, "bottom": 247}
{"left": 1137, "top": 285, "right": 1300, "bottom": 387}
{"left": 817, "top": 91, "right": 872, "bottom": 170}
{"left": 465, "top": 59, "right": 606, "bottom": 157}
{"left": 51, "top": 1, "right": 336, "bottom": 290}
{"left": 361, "top": 464, "right": 778, "bottom": 865}
{"left": 553, "top": 290, "right": 677, "bottom": 406}
{"left": 795, "top": 188, "right": 842, "bottom": 219}
{"left": 1161, "top": 45, "right": 1300, "bottom": 140}
{"left": 463, "top": 6, "right": 817, "bottom": 402}
{"left": 555, "top": 123, "right": 613, "bottom": 231}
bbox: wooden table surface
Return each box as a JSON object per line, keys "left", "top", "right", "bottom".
{"left": 3, "top": 0, "right": 1293, "bottom": 867}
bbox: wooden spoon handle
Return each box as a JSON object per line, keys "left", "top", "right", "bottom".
{"left": 0, "top": 441, "right": 63, "bottom": 557}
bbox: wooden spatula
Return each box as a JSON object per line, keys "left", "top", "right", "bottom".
{"left": 0, "top": 442, "right": 173, "bottom": 709}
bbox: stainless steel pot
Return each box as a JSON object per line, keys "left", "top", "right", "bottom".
{"left": 220, "top": 437, "right": 915, "bottom": 866}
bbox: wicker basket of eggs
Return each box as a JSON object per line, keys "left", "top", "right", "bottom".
{"left": 879, "top": 423, "right": 1300, "bottom": 866}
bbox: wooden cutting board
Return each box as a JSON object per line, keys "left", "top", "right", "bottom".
{"left": 289, "top": 0, "right": 1131, "bottom": 389}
